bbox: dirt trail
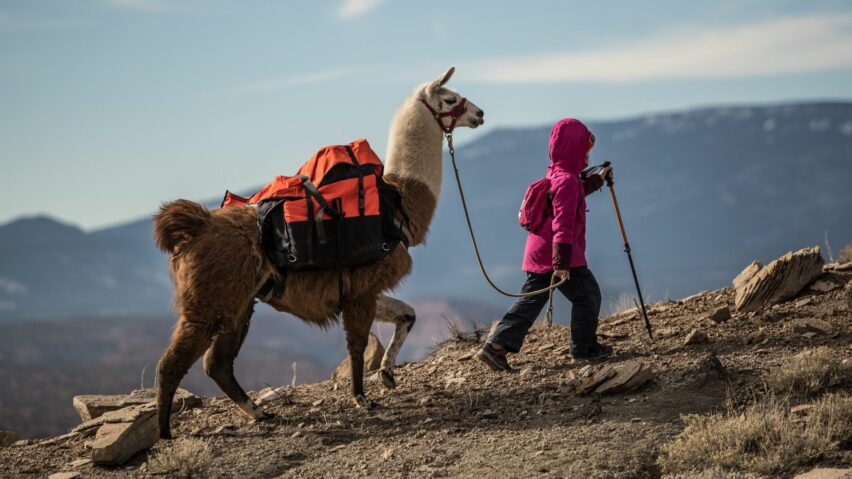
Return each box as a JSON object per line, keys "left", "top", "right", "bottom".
{"left": 2, "top": 272, "right": 850, "bottom": 478}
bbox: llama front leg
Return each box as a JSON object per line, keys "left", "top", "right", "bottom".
{"left": 342, "top": 298, "right": 377, "bottom": 408}
{"left": 374, "top": 295, "right": 416, "bottom": 389}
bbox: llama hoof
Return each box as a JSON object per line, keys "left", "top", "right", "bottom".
{"left": 353, "top": 394, "right": 375, "bottom": 409}
{"left": 377, "top": 369, "right": 397, "bottom": 389}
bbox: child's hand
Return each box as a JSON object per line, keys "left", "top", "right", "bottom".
{"left": 553, "top": 269, "right": 570, "bottom": 281}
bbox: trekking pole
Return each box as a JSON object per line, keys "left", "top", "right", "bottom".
{"left": 600, "top": 161, "right": 654, "bottom": 340}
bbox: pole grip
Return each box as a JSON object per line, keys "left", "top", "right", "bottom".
{"left": 602, "top": 160, "right": 614, "bottom": 187}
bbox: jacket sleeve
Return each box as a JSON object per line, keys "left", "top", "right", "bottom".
{"left": 582, "top": 174, "right": 604, "bottom": 196}
{"left": 550, "top": 176, "right": 580, "bottom": 270}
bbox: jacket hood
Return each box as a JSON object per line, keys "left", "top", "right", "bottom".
{"left": 548, "top": 118, "right": 593, "bottom": 176}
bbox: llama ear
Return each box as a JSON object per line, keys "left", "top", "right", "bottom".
{"left": 428, "top": 66, "right": 455, "bottom": 93}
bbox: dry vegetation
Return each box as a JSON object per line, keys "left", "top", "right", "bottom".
{"left": 765, "top": 347, "right": 852, "bottom": 398}
{"left": 147, "top": 438, "right": 216, "bottom": 479}
{"left": 838, "top": 243, "right": 852, "bottom": 264}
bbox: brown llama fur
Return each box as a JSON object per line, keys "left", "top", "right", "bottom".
{"left": 152, "top": 67, "right": 484, "bottom": 439}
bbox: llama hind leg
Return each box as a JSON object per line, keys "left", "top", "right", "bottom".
{"left": 374, "top": 295, "right": 416, "bottom": 389}
{"left": 342, "top": 298, "right": 377, "bottom": 409}
{"left": 203, "top": 303, "right": 269, "bottom": 421}
{"left": 157, "top": 320, "right": 213, "bottom": 439}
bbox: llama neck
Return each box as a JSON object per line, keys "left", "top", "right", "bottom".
{"left": 384, "top": 96, "right": 445, "bottom": 200}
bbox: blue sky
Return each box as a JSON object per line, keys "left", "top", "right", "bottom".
{"left": 2, "top": 0, "right": 852, "bottom": 229}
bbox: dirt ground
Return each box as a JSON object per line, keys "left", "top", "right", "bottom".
{"left": 2, "top": 271, "right": 850, "bottom": 479}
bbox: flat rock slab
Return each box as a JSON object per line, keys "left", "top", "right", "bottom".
{"left": 791, "top": 317, "right": 833, "bottom": 335}
{"left": 793, "top": 468, "right": 852, "bottom": 479}
{"left": 594, "top": 360, "right": 642, "bottom": 394}
{"left": 332, "top": 333, "right": 385, "bottom": 381}
{"left": 735, "top": 246, "right": 824, "bottom": 313}
{"left": 73, "top": 388, "right": 200, "bottom": 422}
{"left": 576, "top": 365, "right": 616, "bottom": 396}
{"left": 90, "top": 404, "right": 158, "bottom": 466}
{"left": 809, "top": 280, "right": 838, "bottom": 293}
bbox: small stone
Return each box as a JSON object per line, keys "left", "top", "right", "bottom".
{"left": 745, "top": 332, "right": 766, "bottom": 345}
{"left": 457, "top": 351, "right": 475, "bottom": 361}
{"left": 707, "top": 306, "right": 731, "bottom": 324}
{"left": 683, "top": 328, "right": 709, "bottom": 346}
{"left": 381, "top": 447, "right": 395, "bottom": 460}
{"left": 418, "top": 396, "right": 432, "bottom": 406}
{"left": 444, "top": 376, "right": 466, "bottom": 387}
{"left": 792, "top": 318, "right": 833, "bottom": 335}
{"left": 290, "top": 431, "right": 302, "bottom": 438}
{"left": 479, "top": 409, "right": 497, "bottom": 419}
{"left": 809, "top": 280, "right": 837, "bottom": 293}
{"left": 48, "top": 473, "right": 81, "bottom": 479}
{"left": 311, "top": 398, "right": 324, "bottom": 407}
{"left": 795, "top": 297, "right": 814, "bottom": 308}
{"left": 69, "top": 458, "right": 91, "bottom": 467}
{"left": 802, "top": 332, "right": 817, "bottom": 339}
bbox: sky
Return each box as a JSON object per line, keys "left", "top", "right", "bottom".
{"left": 2, "top": 0, "right": 852, "bottom": 230}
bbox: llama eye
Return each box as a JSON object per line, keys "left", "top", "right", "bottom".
{"left": 444, "top": 97, "right": 457, "bottom": 105}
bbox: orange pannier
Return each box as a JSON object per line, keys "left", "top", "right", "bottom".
{"left": 221, "top": 139, "right": 407, "bottom": 270}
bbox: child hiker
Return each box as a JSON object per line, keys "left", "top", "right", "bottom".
{"left": 477, "top": 118, "right": 613, "bottom": 372}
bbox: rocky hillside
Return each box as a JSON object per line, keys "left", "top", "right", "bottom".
{"left": 1, "top": 250, "right": 850, "bottom": 478}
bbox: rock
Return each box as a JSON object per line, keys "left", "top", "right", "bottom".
{"left": 795, "top": 297, "right": 815, "bottom": 308}
{"left": 311, "top": 398, "right": 324, "bottom": 407}
{"left": 69, "top": 458, "right": 91, "bottom": 467}
{"left": 457, "top": 351, "right": 475, "bottom": 361}
{"left": 0, "top": 430, "right": 19, "bottom": 447}
{"left": 735, "top": 246, "right": 824, "bottom": 312}
{"left": 621, "top": 364, "right": 655, "bottom": 391}
{"left": 824, "top": 261, "right": 852, "bottom": 272}
{"left": 593, "top": 360, "right": 642, "bottom": 394}
{"left": 733, "top": 260, "right": 763, "bottom": 289}
{"left": 791, "top": 318, "right": 833, "bottom": 335}
{"left": 73, "top": 388, "right": 201, "bottom": 422}
{"left": 683, "top": 328, "right": 709, "bottom": 346}
{"left": 256, "top": 386, "right": 290, "bottom": 406}
{"left": 90, "top": 404, "right": 158, "bottom": 466}
{"left": 707, "top": 306, "right": 731, "bottom": 324}
{"left": 48, "top": 473, "right": 81, "bottom": 479}
{"left": 331, "top": 333, "right": 385, "bottom": 381}
{"left": 479, "top": 409, "right": 497, "bottom": 419}
{"left": 576, "top": 365, "right": 617, "bottom": 396}
{"left": 790, "top": 404, "right": 815, "bottom": 417}
{"left": 794, "top": 468, "right": 852, "bottom": 479}
{"left": 444, "top": 376, "right": 466, "bottom": 387}
{"left": 809, "top": 280, "right": 838, "bottom": 293}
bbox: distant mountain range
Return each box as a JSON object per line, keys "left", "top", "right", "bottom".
{"left": 2, "top": 101, "right": 851, "bottom": 320}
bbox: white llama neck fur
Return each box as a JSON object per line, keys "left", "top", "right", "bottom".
{"left": 384, "top": 90, "right": 444, "bottom": 199}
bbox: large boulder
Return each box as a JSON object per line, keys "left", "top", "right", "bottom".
{"left": 73, "top": 388, "right": 200, "bottom": 422}
{"left": 90, "top": 404, "right": 158, "bottom": 466}
{"left": 732, "top": 260, "right": 763, "bottom": 289}
{"left": 331, "top": 333, "right": 385, "bottom": 381}
{"left": 735, "top": 246, "right": 824, "bottom": 313}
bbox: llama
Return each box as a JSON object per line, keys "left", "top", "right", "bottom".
{"left": 153, "top": 67, "right": 484, "bottom": 439}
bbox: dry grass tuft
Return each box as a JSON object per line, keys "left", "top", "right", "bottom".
{"left": 658, "top": 393, "right": 852, "bottom": 475}
{"left": 765, "top": 347, "right": 851, "bottom": 398}
{"left": 148, "top": 437, "right": 216, "bottom": 479}
{"left": 441, "top": 315, "right": 485, "bottom": 345}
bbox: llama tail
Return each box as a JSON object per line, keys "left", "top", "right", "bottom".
{"left": 153, "top": 199, "right": 211, "bottom": 254}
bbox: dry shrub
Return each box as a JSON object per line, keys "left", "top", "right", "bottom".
{"left": 148, "top": 437, "right": 215, "bottom": 478}
{"left": 765, "top": 347, "right": 851, "bottom": 398}
{"left": 837, "top": 242, "right": 852, "bottom": 263}
{"left": 441, "top": 315, "right": 485, "bottom": 345}
{"left": 658, "top": 394, "right": 852, "bottom": 475}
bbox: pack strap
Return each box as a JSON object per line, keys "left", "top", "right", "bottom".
{"left": 255, "top": 271, "right": 284, "bottom": 303}
{"left": 344, "top": 146, "right": 366, "bottom": 216}
{"left": 299, "top": 175, "right": 339, "bottom": 245}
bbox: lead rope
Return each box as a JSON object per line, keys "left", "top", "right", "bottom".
{"left": 446, "top": 132, "right": 567, "bottom": 316}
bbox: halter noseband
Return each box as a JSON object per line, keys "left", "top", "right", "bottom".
{"left": 419, "top": 97, "right": 468, "bottom": 134}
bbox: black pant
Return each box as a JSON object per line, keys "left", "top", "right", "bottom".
{"left": 489, "top": 267, "right": 602, "bottom": 355}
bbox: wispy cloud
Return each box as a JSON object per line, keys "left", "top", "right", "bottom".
{"left": 337, "top": 0, "right": 387, "bottom": 19}
{"left": 467, "top": 15, "right": 852, "bottom": 84}
{"left": 237, "top": 67, "right": 360, "bottom": 94}
{"left": 104, "top": 0, "right": 183, "bottom": 13}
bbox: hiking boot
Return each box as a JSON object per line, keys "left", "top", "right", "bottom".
{"left": 477, "top": 342, "right": 513, "bottom": 372}
{"left": 571, "top": 343, "right": 613, "bottom": 364}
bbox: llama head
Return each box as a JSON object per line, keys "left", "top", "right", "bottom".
{"left": 419, "top": 66, "right": 485, "bottom": 130}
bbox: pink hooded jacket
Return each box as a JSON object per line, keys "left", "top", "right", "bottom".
{"left": 522, "top": 118, "right": 603, "bottom": 274}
